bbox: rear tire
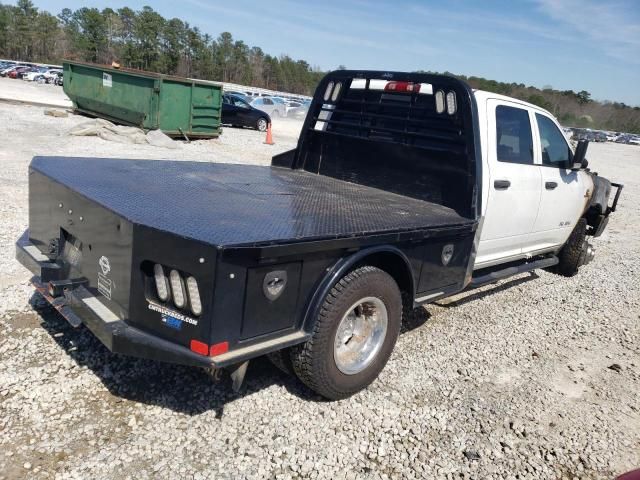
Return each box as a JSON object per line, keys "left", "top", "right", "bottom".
{"left": 557, "top": 219, "right": 587, "bottom": 277}
{"left": 290, "top": 266, "right": 402, "bottom": 400}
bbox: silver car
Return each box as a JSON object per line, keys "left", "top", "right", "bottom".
{"left": 249, "top": 97, "right": 286, "bottom": 118}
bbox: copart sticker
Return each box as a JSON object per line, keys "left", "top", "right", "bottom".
{"left": 148, "top": 302, "right": 198, "bottom": 326}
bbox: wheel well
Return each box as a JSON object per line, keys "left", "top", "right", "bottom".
{"left": 354, "top": 251, "right": 414, "bottom": 299}
{"left": 301, "top": 248, "right": 415, "bottom": 332}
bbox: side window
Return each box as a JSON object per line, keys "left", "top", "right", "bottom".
{"left": 495, "top": 105, "right": 534, "bottom": 164}
{"left": 263, "top": 98, "right": 273, "bottom": 105}
{"left": 232, "top": 97, "right": 246, "bottom": 107}
{"left": 536, "top": 114, "right": 572, "bottom": 168}
{"left": 253, "top": 98, "right": 262, "bottom": 105}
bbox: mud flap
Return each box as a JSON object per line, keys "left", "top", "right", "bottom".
{"left": 229, "top": 361, "right": 250, "bottom": 392}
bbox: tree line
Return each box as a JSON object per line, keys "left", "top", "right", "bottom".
{"left": 0, "top": 0, "right": 324, "bottom": 94}
{"left": 454, "top": 74, "right": 640, "bottom": 134}
{"left": 0, "top": 0, "right": 638, "bottom": 132}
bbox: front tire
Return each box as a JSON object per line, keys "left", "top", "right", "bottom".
{"left": 256, "top": 117, "right": 268, "bottom": 132}
{"left": 290, "top": 266, "right": 402, "bottom": 400}
{"left": 557, "top": 219, "right": 587, "bottom": 277}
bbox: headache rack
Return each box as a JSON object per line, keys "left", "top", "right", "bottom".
{"left": 278, "top": 70, "right": 482, "bottom": 220}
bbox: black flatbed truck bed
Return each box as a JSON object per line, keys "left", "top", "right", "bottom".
{"left": 31, "top": 156, "right": 474, "bottom": 248}
{"left": 17, "top": 70, "right": 483, "bottom": 398}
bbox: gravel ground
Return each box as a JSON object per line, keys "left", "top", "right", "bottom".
{"left": 0, "top": 86, "right": 639, "bottom": 479}
{"left": 0, "top": 77, "right": 73, "bottom": 108}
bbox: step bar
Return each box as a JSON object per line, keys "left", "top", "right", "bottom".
{"left": 468, "top": 256, "right": 559, "bottom": 289}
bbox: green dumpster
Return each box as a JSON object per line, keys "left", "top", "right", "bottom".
{"left": 63, "top": 61, "right": 222, "bottom": 138}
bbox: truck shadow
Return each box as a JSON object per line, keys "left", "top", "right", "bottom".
{"left": 34, "top": 305, "right": 322, "bottom": 418}
{"left": 33, "top": 296, "right": 434, "bottom": 416}
{"left": 434, "top": 273, "right": 538, "bottom": 308}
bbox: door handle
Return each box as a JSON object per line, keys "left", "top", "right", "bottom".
{"left": 545, "top": 181, "right": 558, "bottom": 190}
{"left": 494, "top": 180, "right": 511, "bottom": 190}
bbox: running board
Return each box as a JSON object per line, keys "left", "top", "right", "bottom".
{"left": 469, "top": 256, "right": 559, "bottom": 289}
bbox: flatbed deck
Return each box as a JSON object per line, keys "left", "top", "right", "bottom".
{"left": 31, "top": 156, "right": 474, "bottom": 247}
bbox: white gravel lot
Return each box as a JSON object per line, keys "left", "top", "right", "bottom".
{"left": 0, "top": 77, "right": 73, "bottom": 108}
{"left": 0, "top": 81, "right": 639, "bottom": 480}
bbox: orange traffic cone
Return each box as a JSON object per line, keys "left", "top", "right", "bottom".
{"left": 264, "top": 122, "right": 275, "bottom": 145}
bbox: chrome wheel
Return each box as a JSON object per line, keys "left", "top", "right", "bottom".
{"left": 257, "top": 118, "right": 268, "bottom": 131}
{"left": 334, "top": 296, "right": 388, "bottom": 375}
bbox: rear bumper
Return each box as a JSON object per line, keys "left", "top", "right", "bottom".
{"left": 16, "top": 233, "right": 216, "bottom": 368}
{"left": 16, "top": 232, "right": 309, "bottom": 369}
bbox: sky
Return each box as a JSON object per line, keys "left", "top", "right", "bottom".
{"left": 11, "top": 0, "right": 640, "bottom": 105}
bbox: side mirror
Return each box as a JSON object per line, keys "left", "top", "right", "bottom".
{"left": 571, "top": 139, "right": 588, "bottom": 170}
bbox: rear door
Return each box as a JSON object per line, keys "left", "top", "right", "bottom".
{"left": 527, "top": 112, "right": 588, "bottom": 252}
{"left": 476, "top": 100, "right": 542, "bottom": 267}
{"left": 222, "top": 95, "right": 238, "bottom": 124}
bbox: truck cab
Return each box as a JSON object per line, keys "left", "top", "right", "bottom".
{"left": 475, "top": 92, "right": 593, "bottom": 268}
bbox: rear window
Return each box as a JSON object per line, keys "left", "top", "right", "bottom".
{"left": 495, "top": 105, "right": 533, "bottom": 165}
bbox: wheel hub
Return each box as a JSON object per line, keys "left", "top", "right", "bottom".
{"left": 334, "top": 297, "right": 388, "bottom": 375}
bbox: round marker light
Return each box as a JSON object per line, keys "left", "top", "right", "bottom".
{"left": 153, "top": 264, "right": 169, "bottom": 302}
{"left": 169, "top": 270, "right": 186, "bottom": 308}
{"left": 186, "top": 276, "right": 202, "bottom": 316}
{"left": 446, "top": 91, "right": 457, "bottom": 115}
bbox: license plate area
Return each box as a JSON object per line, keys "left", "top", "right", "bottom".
{"left": 61, "top": 228, "right": 83, "bottom": 275}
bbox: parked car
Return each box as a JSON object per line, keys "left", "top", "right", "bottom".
{"left": 23, "top": 67, "right": 49, "bottom": 82}
{"left": 222, "top": 93, "right": 271, "bottom": 131}
{"left": 250, "top": 96, "right": 286, "bottom": 118}
{"left": 53, "top": 71, "right": 63, "bottom": 86}
{"left": 15, "top": 70, "right": 622, "bottom": 400}
{"left": 8, "top": 66, "right": 31, "bottom": 79}
{"left": 1, "top": 64, "right": 24, "bottom": 77}
{"left": 271, "top": 97, "right": 289, "bottom": 117}
{"left": 285, "top": 100, "right": 308, "bottom": 119}
{"left": 594, "top": 132, "right": 607, "bottom": 142}
{"left": 605, "top": 132, "right": 618, "bottom": 142}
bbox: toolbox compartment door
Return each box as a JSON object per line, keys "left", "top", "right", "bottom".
{"left": 241, "top": 262, "right": 303, "bottom": 339}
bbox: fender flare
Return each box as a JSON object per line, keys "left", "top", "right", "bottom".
{"left": 300, "top": 245, "right": 415, "bottom": 332}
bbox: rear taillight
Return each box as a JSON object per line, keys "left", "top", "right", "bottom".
{"left": 169, "top": 269, "right": 186, "bottom": 308}
{"left": 185, "top": 276, "right": 202, "bottom": 316}
{"left": 153, "top": 264, "right": 170, "bottom": 301}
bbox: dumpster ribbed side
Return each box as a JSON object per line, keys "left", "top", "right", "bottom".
{"left": 63, "top": 61, "right": 222, "bottom": 138}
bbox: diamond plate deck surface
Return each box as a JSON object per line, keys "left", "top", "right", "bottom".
{"left": 31, "top": 156, "right": 473, "bottom": 247}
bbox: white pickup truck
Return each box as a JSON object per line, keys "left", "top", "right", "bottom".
{"left": 17, "top": 70, "right": 622, "bottom": 399}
